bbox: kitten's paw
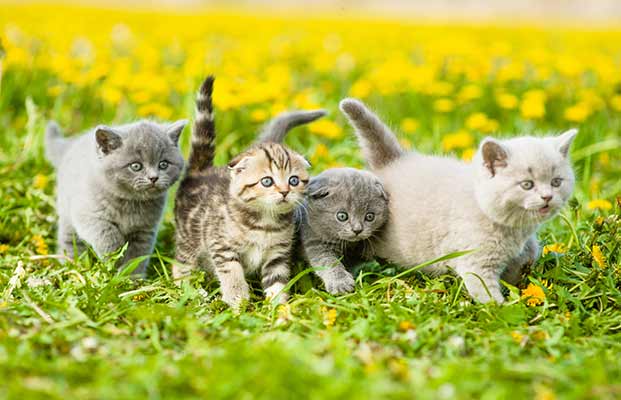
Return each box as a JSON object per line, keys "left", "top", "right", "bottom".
{"left": 172, "top": 262, "right": 195, "bottom": 286}
{"left": 470, "top": 288, "right": 505, "bottom": 304}
{"left": 264, "top": 282, "right": 289, "bottom": 304}
{"left": 221, "top": 283, "right": 251, "bottom": 309}
{"left": 324, "top": 270, "right": 356, "bottom": 295}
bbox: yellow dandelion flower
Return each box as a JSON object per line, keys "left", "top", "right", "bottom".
{"left": 510, "top": 331, "right": 524, "bottom": 343}
{"left": 521, "top": 283, "right": 545, "bottom": 306}
{"left": 349, "top": 79, "right": 372, "bottom": 99}
{"left": 33, "top": 174, "right": 49, "bottom": 190}
{"left": 496, "top": 93, "right": 518, "bottom": 110}
{"left": 101, "top": 86, "right": 123, "bottom": 106}
{"left": 520, "top": 98, "right": 545, "bottom": 119}
{"left": 137, "top": 103, "right": 173, "bottom": 119}
{"left": 250, "top": 109, "right": 268, "bottom": 123}
{"left": 587, "top": 199, "right": 612, "bottom": 211}
{"left": 461, "top": 148, "right": 476, "bottom": 162}
{"left": 398, "top": 321, "right": 415, "bottom": 331}
{"left": 322, "top": 307, "right": 337, "bottom": 327}
{"left": 465, "top": 112, "right": 489, "bottom": 131}
{"left": 442, "top": 130, "right": 473, "bottom": 152}
{"left": 31, "top": 234, "right": 48, "bottom": 255}
{"left": 433, "top": 98, "right": 454, "bottom": 113}
{"left": 563, "top": 103, "right": 591, "bottom": 122}
{"left": 595, "top": 216, "right": 605, "bottom": 226}
{"left": 132, "top": 293, "right": 147, "bottom": 301}
{"left": 309, "top": 120, "right": 343, "bottom": 140}
{"left": 457, "top": 84, "right": 482, "bottom": 103}
{"left": 542, "top": 243, "right": 567, "bottom": 256}
{"left": 0, "top": 244, "right": 9, "bottom": 254}
{"left": 400, "top": 117, "right": 419, "bottom": 134}
{"left": 610, "top": 95, "right": 621, "bottom": 112}
{"left": 592, "top": 245, "right": 606, "bottom": 268}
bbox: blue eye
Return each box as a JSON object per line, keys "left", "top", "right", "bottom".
{"left": 336, "top": 211, "right": 348, "bottom": 222}
{"left": 129, "top": 162, "right": 143, "bottom": 172}
{"left": 261, "top": 177, "right": 274, "bottom": 187}
{"left": 289, "top": 176, "right": 300, "bottom": 186}
{"left": 159, "top": 161, "right": 169, "bottom": 170}
{"left": 551, "top": 177, "right": 563, "bottom": 187}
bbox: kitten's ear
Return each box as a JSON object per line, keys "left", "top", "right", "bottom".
{"left": 166, "top": 119, "right": 188, "bottom": 146}
{"left": 227, "top": 154, "right": 251, "bottom": 173}
{"left": 95, "top": 126, "right": 122, "bottom": 155}
{"left": 555, "top": 128, "right": 578, "bottom": 158}
{"left": 306, "top": 177, "right": 330, "bottom": 199}
{"left": 375, "top": 181, "right": 389, "bottom": 202}
{"left": 480, "top": 138, "right": 508, "bottom": 177}
{"left": 298, "top": 156, "right": 311, "bottom": 169}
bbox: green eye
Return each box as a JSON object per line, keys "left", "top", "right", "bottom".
{"left": 261, "top": 177, "right": 274, "bottom": 187}
{"left": 129, "top": 162, "right": 143, "bottom": 172}
{"left": 551, "top": 177, "right": 563, "bottom": 187}
{"left": 336, "top": 211, "right": 348, "bottom": 222}
{"left": 365, "top": 212, "right": 375, "bottom": 222}
{"left": 520, "top": 180, "right": 534, "bottom": 190}
{"left": 159, "top": 161, "right": 169, "bottom": 170}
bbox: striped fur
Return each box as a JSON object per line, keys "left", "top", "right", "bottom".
{"left": 186, "top": 75, "right": 216, "bottom": 177}
{"left": 174, "top": 79, "right": 319, "bottom": 308}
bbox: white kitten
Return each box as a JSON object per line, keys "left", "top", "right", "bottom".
{"left": 340, "top": 98, "right": 577, "bottom": 303}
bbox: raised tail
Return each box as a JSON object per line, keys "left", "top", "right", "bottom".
{"left": 257, "top": 109, "right": 327, "bottom": 144}
{"left": 186, "top": 75, "right": 216, "bottom": 176}
{"left": 44, "top": 121, "right": 69, "bottom": 168}
{"left": 339, "top": 98, "right": 405, "bottom": 170}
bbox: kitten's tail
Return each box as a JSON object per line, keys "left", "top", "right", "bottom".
{"left": 44, "top": 121, "right": 69, "bottom": 168}
{"left": 257, "top": 109, "right": 327, "bottom": 144}
{"left": 339, "top": 98, "right": 405, "bottom": 170}
{"left": 186, "top": 75, "right": 216, "bottom": 176}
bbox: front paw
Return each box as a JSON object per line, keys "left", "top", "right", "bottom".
{"left": 323, "top": 269, "right": 355, "bottom": 295}
{"left": 221, "top": 282, "right": 250, "bottom": 309}
{"left": 470, "top": 287, "right": 505, "bottom": 304}
{"left": 264, "top": 282, "right": 289, "bottom": 304}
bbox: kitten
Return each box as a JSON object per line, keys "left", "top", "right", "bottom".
{"left": 260, "top": 128, "right": 389, "bottom": 295}
{"left": 173, "top": 76, "right": 324, "bottom": 307}
{"left": 44, "top": 118, "right": 187, "bottom": 275}
{"left": 340, "top": 98, "right": 577, "bottom": 303}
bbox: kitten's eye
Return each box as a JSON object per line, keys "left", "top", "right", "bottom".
{"left": 336, "top": 211, "right": 349, "bottom": 222}
{"left": 289, "top": 176, "right": 300, "bottom": 186}
{"left": 551, "top": 177, "right": 563, "bottom": 187}
{"left": 158, "top": 161, "right": 169, "bottom": 170}
{"left": 520, "top": 180, "right": 534, "bottom": 190}
{"left": 260, "top": 177, "right": 274, "bottom": 187}
{"left": 129, "top": 162, "right": 143, "bottom": 172}
{"left": 365, "top": 212, "right": 375, "bottom": 222}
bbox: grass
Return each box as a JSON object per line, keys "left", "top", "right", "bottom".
{"left": 1, "top": 5, "right": 621, "bottom": 399}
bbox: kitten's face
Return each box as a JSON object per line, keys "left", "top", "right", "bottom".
{"left": 474, "top": 130, "right": 577, "bottom": 227}
{"left": 305, "top": 168, "right": 389, "bottom": 242}
{"left": 228, "top": 143, "right": 310, "bottom": 214}
{"left": 95, "top": 120, "right": 186, "bottom": 199}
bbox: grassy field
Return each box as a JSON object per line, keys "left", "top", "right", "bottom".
{"left": 1, "top": 4, "right": 621, "bottom": 399}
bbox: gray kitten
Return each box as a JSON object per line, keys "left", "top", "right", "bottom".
{"left": 45, "top": 118, "right": 187, "bottom": 275}
{"left": 260, "top": 129, "right": 389, "bottom": 295}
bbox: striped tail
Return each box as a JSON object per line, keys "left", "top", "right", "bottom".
{"left": 186, "top": 75, "right": 216, "bottom": 176}
{"left": 257, "top": 109, "right": 327, "bottom": 144}
{"left": 339, "top": 98, "right": 405, "bottom": 170}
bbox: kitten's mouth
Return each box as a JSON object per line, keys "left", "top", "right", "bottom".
{"left": 538, "top": 205, "right": 551, "bottom": 215}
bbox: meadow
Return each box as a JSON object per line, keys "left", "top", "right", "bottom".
{"left": 0, "top": 4, "right": 620, "bottom": 399}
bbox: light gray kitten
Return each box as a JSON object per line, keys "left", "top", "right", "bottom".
{"left": 340, "top": 98, "right": 578, "bottom": 303}
{"left": 259, "top": 124, "right": 389, "bottom": 294}
{"left": 45, "top": 119, "right": 187, "bottom": 275}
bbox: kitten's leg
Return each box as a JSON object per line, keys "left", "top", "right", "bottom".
{"left": 57, "top": 218, "right": 85, "bottom": 260}
{"left": 172, "top": 240, "right": 199, "bottom": 283}
{"left": 502, "top": 235, "right": 540, "bottom": 286}
{"left": 121, "top": 230, "right": 157, "bottom": 277}
{"left": 215, "top": 259, "right": 250, "bottom": 308}
{"left": 454, "top": 258, "right": 505, "bottom": 304}
{"left": 261, "top": 253, "right": 291, "bottom": 304}
{"left": 75, "top": 218, "right": 125, "bottom": 263}
{"left": 305, "top": 241, "right": 355, "bottom": 295}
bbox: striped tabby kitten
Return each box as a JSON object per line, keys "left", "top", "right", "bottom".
{"left": 173, "top": 76, "right": 324, "bottom": 307}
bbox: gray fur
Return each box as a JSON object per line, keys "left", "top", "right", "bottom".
{"left": 296, "top": 168, "right": 389, "bottom": 294}
{"left": 257, "top": 109, "right": 327, "bottom": 144}
{"left": 45, "top": 119, "right": 187, "bottom": 275}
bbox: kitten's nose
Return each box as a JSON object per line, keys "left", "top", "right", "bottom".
{"left": 352, "top": 226, "right": 363, "bottom": 235}
{"left": 279, "top": 190, "right": 289, "bottom": 198}
{"left": 541, "top": 195, "right": 552, "bottom": 203}
{"left": 149, "top": 176, "right": 159, "bottom": 183}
